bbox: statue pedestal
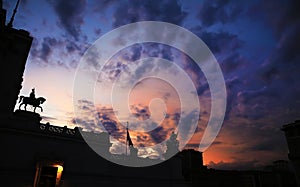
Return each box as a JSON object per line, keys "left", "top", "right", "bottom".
{"left": 14, "top": 109, "right": 42, "bottom": 122}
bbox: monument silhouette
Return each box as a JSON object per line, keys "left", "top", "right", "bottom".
{"left": 18, "top": 88, "right": 46, "bottom": 112}
{"left": 0, "top": 1, "right": 298, "bottom": 187}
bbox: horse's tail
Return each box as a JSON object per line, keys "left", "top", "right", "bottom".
{"left": 19, "top": 96, "right": 24, "bottom": 103}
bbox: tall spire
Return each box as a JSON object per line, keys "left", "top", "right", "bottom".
{"left": 7, "top": 0, "right": 20, "bottom": 28}
{"left": 0, "top": 0, "right": 6, "bottom": 28}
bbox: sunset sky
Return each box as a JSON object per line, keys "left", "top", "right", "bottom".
{"left": 4, "top": 0, "right": 300, "bottom": 169}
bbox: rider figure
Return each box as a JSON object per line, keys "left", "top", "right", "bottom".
{"left": 29, "top": 88, "right": 35, "bottom": 100}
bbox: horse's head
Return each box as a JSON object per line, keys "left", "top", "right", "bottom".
{"left": 38, "top": 97, "right": 46, "bottom": 104}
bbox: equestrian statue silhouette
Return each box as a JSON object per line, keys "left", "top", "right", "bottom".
{"left": 18, "top": 88, "right": 46, "bottom": 112}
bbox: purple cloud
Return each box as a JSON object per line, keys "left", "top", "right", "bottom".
{"left": 130, "top": 104, "right": 150, "bottom": 121}
{"left": 197, "top": 0, "right": 243, "bottom": 27}
{"left": 112, "top": 0, "right": 187, "bottom": 27}
{"left": 47, "top": 0, "right": 86, "bottom": 41}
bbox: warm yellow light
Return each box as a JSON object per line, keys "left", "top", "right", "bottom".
{"left": 52, "top": 164, "right": 63, "bottom": 185}
{"left": 56, "top": 165, "right": 63, "bottom": 173}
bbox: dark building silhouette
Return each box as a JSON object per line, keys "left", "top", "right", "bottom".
{"left": 0, "top": 2, "right": 298, "bottom": 187}
{"left": 1, "top": 111, "right": 189, "bottom": 187}
{"left": 0, "top": 0, "right": 33, "bottom": 119}
{"left": 0, "top": 0, "right": 6, "bottom": 28}
{"left": 282, "top": 120, "right": 300, "bottom": 186}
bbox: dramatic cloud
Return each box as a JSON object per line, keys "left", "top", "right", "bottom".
{"left": 197, "top": 0, "right": 243, "bottom": 26}
{"left": 29, "top": 36, "right": 88, "bottom": 67}
{"left": 47, "top": 0, "right": 86, "bottom": 41}
{"left": 30, "top": 37, "right": 61, "bottom": 62}
{"left": 91, "top": 0, "right": 118, "bottom": 12}
{"left": 249, "top": 0, "right": 300, "bottom": 85}
{"left": 220, "top": 53, "right": 246, "bottom": 73}
{"left": 196, "top": 30, "right": 243, "bottom": 55}
{"left": 8, "top": 0, "right": 300, "bottom": 168}
{"left": 112, "top": 0, "right": 187, "bottom": 27}
{"left": 130, "top": 104, "right": 150, "bottom": 121}
{"left": 41, "top": 115, "right": 58, "bottom": 123}
{"left": 149, "top": 126, "right": 168, "bottom": 144}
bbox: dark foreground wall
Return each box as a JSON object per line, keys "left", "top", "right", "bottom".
{"left": 0, "top": 111, "right": 297, "bottom": 187}
{"left": 0, "top": 111, "right": 187, "bottom": 187}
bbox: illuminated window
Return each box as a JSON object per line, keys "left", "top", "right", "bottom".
{"left": 34, "top": 160, "right": 64, "bottom": 187}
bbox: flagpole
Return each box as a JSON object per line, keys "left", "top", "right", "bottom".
{"left": 125, "top": 122, "right": 128, "bottom": 156}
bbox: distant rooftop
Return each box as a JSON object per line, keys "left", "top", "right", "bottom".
{"left": 282, "top": 120, "right": 300, "bottom": 131}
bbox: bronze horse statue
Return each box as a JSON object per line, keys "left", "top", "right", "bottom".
{"left": 19, "top": 96, "right": 46, "bottom": 112}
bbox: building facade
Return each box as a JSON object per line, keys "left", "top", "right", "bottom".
{"left": 282, "top": 120, "right": 300, "bottom": 186}
{"left": 0, "top": 0, "right": 33, "bottom": 119}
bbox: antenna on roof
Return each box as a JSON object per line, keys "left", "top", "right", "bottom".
{"left": 7, "top": 0, "right": 20, "bottom": 28}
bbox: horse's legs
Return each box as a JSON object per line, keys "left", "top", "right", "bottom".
{"left": 38, "top": 106, "right": 43, "bottom": 112}
{"left": 19, "top": 103, "right": 23, "bottom": 110}
{"left": 33, "top": 106, "right": 43, "bottom": 113}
